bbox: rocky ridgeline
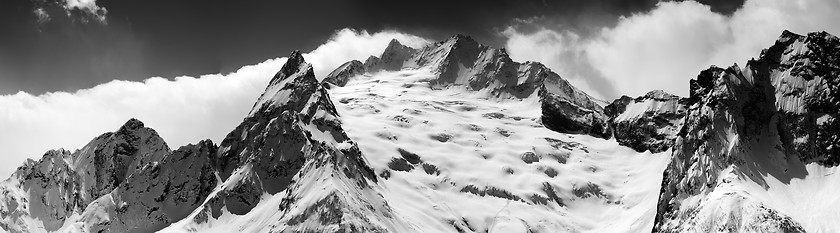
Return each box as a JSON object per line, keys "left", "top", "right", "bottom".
{"left": 1, "top": 51, "right": 401, "bottom": 232}
{"left": 325, "top": 35, "right": 696, "bottom": 145}
{"left": 654, "top": 30, "right": 840, "bottom": 232}
{"left": 328, "top": 34, "right": 612, "bottom": 139}
{"left": 0, "top": 119, "right": 171, "bottom": 232}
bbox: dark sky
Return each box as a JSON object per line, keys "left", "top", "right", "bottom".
{"left": 0, "top": 0, "right": 745, "bottom": 94}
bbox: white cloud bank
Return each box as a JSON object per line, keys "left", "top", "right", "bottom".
{"left": 504, "top": 0, "right": 840, "bottom": 99}
{"left": 0, "top": 28, "right": 428, "bottom": 178}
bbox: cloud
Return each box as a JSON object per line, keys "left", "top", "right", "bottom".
{"left": 31, "top": 0, "right": 108, "bottom": 23}
{"left": 32, "top": 7, "right": 51, "bottom": 23}
{"left": 503, "top": 0, "right": 840, "bottom": 99}
{"left": 503, "top": 27, "right": 618, "bottom": 100}
{"left": 0, "top": 29, "right": 428, "bottom": 178}
{"left": 303, "top": 28, "right": 430, "bottom": 79}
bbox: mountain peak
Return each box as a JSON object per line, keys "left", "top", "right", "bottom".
{"left": 448, "top": 34, "right": 477, "bottom": 43}
{"left": 383, "top": 38, "right": 413, "bottom": 53}
{"left": 779, "top": 29, "right": 802, "bottom": 41}
{"left": 366, "top": 38, "right": 417, "bottom": 72}
{"left": 643, "top": 89, "right": 678, "bottom": 100}
{"left": 273, "top": 50, "right": 308, "bottom": 82}
{"left": 386, "top": 38, "right": 404, "bottom": 48}
{"left": 118, "top": 118, "right": 145, "bottom": 132}
{"left": 443, "top": 33, "right": 482, "bottom": 51}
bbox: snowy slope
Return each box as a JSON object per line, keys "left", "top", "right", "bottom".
{"left": 324, "top": 68, "right": 670, "bottom": 232}
{"left": 364, "top": 35, "right": 611, "bottom": 138}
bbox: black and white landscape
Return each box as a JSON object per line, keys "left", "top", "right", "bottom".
{"left": 1, "top": 0, "right": 839, "bottom": 232}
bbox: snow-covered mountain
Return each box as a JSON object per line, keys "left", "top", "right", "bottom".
{"left": 361, "top": 34, "right": 611, "bottom": 138}
{"left": 1, "top": 119, "right": 171, "bottom": 232}
{"left": 655, "top": 30, "right": 840, "bottom": 232}
{"left": 1, "top": 30, "right": 838, "bottom": 233}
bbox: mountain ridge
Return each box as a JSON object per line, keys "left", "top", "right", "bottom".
{"left": 1, "top": 30, "right": 838, "bottom": 233}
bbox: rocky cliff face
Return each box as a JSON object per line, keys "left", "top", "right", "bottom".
{"left": 71, "top": 140, "right": 218, "bottom": 233}
{"left": 763, "top": 30, "right": 840, "bottom": 165}
{"left": 0, "top": 118, "right": 171, "bottom": 233}
{"left": 1, "top": 149, "right": 81, "bottom": 232}
{"left": 654, "top": 30, "right": 840, "bottom": 232}
{"left": 605, "top": 90, "right": 687, "bottom": 153}
{"left": 71, "top": 119, "right": 171, "bottom": 207}
{"left": 364, "top": 39, "right": 417, "bottom": 73}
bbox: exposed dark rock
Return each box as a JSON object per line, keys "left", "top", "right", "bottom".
{"left": 605, "top": 90, "right": 687, "bottom": 153}
{"left": 84, "top": 140, "right": 219, "bottom": 233}
{"left": 430, "top": 133, "right": 453, "bottom": 142}
{"left": 543, "top": 167, "right": 558, "bottom": 177}
{"left": 540, "top": 85, "right": 612, "bottom": 139}
{"left": 387, "top": 158, "right": 413, "bottom": 172}
{"left": 365, "top": 39, "right": 417, "bottom": 73}
{"left": 422, "top": 163, "right": 440, "bottom": 176}
{"left": 521, "top": 152, "right": 540, "bottom": 164}
{"left": 459, "top": 185, "right": 522, "bottom": 202}
{"left": 397, "top": 148, "right": 422, "bottom": 165}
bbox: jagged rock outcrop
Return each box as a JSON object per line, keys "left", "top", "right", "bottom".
{"left": 539, "top": 76, "right": 612, "bottom": 139}
{"left": 71, "top": 140, "right": 218, "bottom": 233}
{"left": 654, "top": 30, "right": 840, "bottom": 232}
{"left": 762, "top": 30, "right": 840, "bottom": 165}
{"left": 0, "top": 118, "right": 171, "bottom": 233}
{"left": 0, "top": 149, "right": 81, "bottom": 232}
{"left": 322, "top": 60, "right": 365, "bottom": 87}
{"left": 605, "top": 90, "right": 687, "bottom": 153}
{"left": 72, "top": 118, "right": 171, "bottom": 206}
